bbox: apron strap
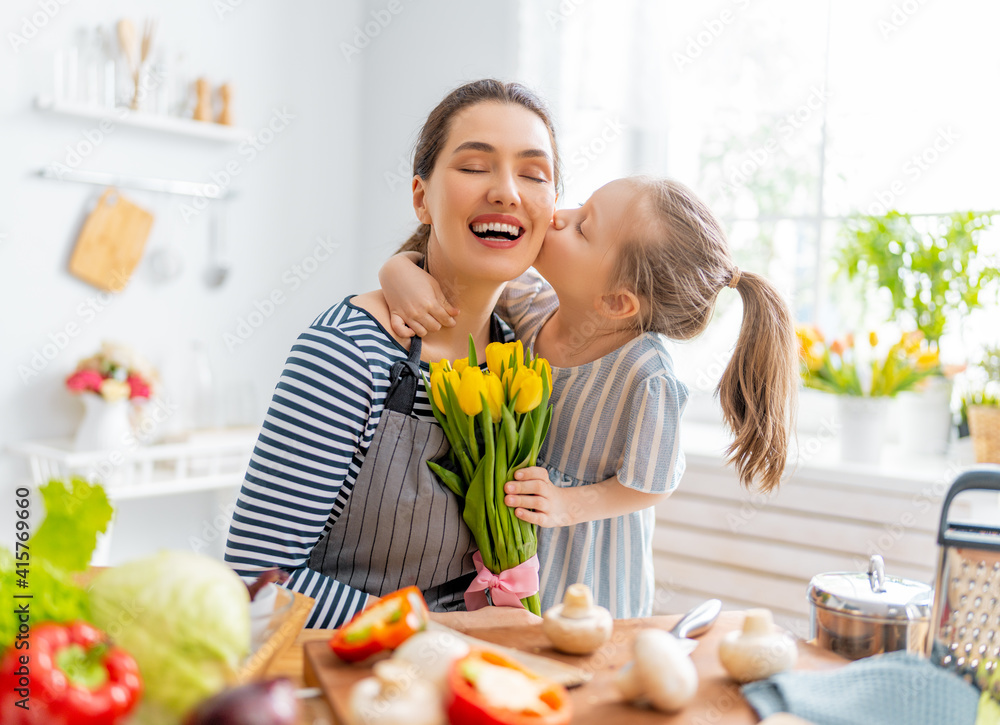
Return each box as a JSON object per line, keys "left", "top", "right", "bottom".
{"left": 384, "top": 313, "right": 507, "bottom": 416}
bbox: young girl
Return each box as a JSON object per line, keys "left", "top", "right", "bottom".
{"left": 381, "top": 176, "right": 798, "bottom": 619}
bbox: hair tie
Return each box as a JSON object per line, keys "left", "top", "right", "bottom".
{"left": 728, "top": 267, "right": 741, "bottom": 289}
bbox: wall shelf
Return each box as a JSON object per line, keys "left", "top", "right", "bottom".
{"left": 7, "top": 427, "right": 257, "bottom": 501}
{"left": 34, "top": 96, "right": 252, "bottom": 143}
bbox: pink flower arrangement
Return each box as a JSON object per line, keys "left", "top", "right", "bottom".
{"left": 65, "top": 342, "right": 157, "bottom": 402}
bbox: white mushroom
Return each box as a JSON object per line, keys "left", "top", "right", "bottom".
{"left": 718, "top": 608, "right": 798, "bottom": 683}
{"left": 542, "top": 583, "right": 613, "bottom": 655}
{"left": 615, "top": 629, "right": 698, "bottom": 713}
{"left": 348, "top": 660, "right": 444, "bottom": 725}
{"left": 391, "top": 630, "right": 470, "bottom": 693}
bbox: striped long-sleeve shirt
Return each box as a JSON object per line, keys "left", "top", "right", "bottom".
{"left": 499, "top": 269, "right": 689, "bottom": 618}
{"left": 225, "top": 297, "right": 508, "bottom": 627}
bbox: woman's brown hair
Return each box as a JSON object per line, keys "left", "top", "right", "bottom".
{"left": 397, "top": 79, "right": 561, "bottom": 254}
{"left": 610, "top": 177, "right": 798, "bottom": 493}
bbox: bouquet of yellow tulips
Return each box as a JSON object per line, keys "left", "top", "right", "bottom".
{"left": 425, "top": 338, "right": 552, "bottom": 615}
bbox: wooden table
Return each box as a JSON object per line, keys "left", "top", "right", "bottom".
{"left": 265, "top": 610, "right": 847, "bottom": 724}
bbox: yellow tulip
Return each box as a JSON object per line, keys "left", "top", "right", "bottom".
{"left": 429, "top": 370, "right": 447, "bottom": 413}
{"left": 502, "top": 368, "right": 515, "bottom": 396}
{"left": 511, "top": 368, "right": 543, "bottom": 413}
{"left": 916, "top": 350, "right": 940, "bottom": 371}
{"left": 484, "top": 373, "right": 504, "bottom": 422}
{"left": 869, "top": 331, "right": 879, "bottom": 348}
{"left": 803, "top": 348, "right": 824, "bottom": 373}
{"left": 429, "top": 359, "right": 448, "bottom": 377}
{"left": 458, "top": 367, "right": 485, "bottom": 416}
{"left": 443, "top": 369, "right": 461, "bottom": 404}
{"left": 532, "top": 357, "right": 552, "bottom": 391}
{"left": 901, "top": 331, "right": 923, "bottom": 354}
{"left": 485, "top": 342, "right": 508, "bottom": 376}
{"left": 453, "top": 357, "right": 470, "bottom": 375}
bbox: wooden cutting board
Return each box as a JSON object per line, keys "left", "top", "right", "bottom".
{"left": 302, "top": 611, "right": 848, "bottom": 724}
{"left": 69, "top": 188, "right": 154, "bottom": 291}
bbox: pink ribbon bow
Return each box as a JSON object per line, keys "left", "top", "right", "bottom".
{"left": 464, "top": 551, "right": 540, "bottom": 610}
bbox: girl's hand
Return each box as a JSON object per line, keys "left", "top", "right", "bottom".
{"left": 379, "top": 252, "right": 459, "bottom": 338}
{"left": 504, "top": 467, "right": 575, "bottom": 528}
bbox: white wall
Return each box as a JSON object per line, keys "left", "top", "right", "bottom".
{"left": 0, "top": 0, "right": 365, "bottom": 558}
{"left": 0, "top": 1, "right": 526, "bottom": 561}
{"left": 353, "top": 0, "right": 522, "bottom": 282}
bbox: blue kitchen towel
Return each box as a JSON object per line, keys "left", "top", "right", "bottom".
{"left": 741, "top": 651, "right": 980, "bottom": 725}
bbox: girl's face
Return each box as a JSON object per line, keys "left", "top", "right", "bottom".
{"left": 413, "top": 102, "right": 556, "bottom": 285}
{"left": 534, "top": 179, "right": 643, "bottom": 310}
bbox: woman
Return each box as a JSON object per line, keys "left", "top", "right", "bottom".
{"left": 224, "top": 80, "right": 560, "bottom": 627}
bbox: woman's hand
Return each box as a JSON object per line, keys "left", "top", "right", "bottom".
{"left": 504, "top": 467, "right": 575, "bottom": 528}
{"left": 378, "top": 252, "right": 459, "bottom": 338}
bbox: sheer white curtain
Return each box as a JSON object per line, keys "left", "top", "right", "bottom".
{"left": 518, "top": 0, "right": 1000, "bottom": 406}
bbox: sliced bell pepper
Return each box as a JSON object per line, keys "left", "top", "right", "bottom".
{"left": 0, "top": 620, "right": 142, "bottom": 725}
{"left": 446, "top": 649, "right": 572, "bottom": 725}
{"left": 329, "top": 586, "right": 429, "bottom": 663}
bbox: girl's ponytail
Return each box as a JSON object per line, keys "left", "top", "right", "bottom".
{"left": 613, "top": 177, "right": 798, "bottom": 493}
{"left": 718, "top": 271, "right": 798, "bottom": 493}
{"left": 398, "top": 224, "right": 431, "bottom": 255}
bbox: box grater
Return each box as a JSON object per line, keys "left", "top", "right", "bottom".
{"left": 926, "top": 465, "right": 1000, "bottom": 697}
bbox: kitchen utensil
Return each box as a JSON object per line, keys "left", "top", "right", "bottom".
{"left": 132, "top": 18, "right": 156, "bottom": 109}
{"left": 808, "top": 554, "right": 932, "bottom": 661}
{"left": 425, "top": 620, "right": 593, "bottom": 687}
{"left": 116, "top": 20, "right": 137, "bottom": 79}
{"left": 204, "top": 201, "right": 229, "bottom": 287}
{"left": 670, "top": 598, "right": 722, "bottom": 641}
{"left": 147, "top": 201, "right": 184, "bottom": 283}
{"left": 69, "top": 188, "right": 154, "bottom": 291}
{"left": 926, "top": 466, "right": 1000, "bottom": 690}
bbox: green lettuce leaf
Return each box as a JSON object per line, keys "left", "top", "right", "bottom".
{"left": 0, "top": 478, "right": 113, "bottom": 648}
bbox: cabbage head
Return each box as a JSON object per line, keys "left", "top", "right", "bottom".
{"left": 88, "top": 550, "right": 250, "bottom": 720}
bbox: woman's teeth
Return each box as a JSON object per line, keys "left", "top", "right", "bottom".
{"left": 471, "top": 222, "right": 522, "bottom": 237}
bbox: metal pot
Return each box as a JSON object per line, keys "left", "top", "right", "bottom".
{"left": 807, "top": 554, "right": 932, "bottom": 660}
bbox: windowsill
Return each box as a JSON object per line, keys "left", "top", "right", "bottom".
{"left": 679, "top": 419, "right": 977, "bottom": 495}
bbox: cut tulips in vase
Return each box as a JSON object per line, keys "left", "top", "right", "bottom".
{"left": 425, "top": 338, "right": 552, "bottom": 615}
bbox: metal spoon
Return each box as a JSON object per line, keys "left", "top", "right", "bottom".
{"left": 669, "top": 598, "right": 722, "bottom": 652}
{"left": 204, "top": 201, "right": 229, "bottom": 287}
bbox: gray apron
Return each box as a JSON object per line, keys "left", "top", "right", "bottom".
{"left": 307, "top": 318, "right": 503, "bottom": 611}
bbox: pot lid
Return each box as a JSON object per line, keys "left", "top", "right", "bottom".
{"left": 808, "top": 555, "right": 932, "bottom": 620}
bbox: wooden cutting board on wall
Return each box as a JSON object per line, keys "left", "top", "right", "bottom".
{"left": 69, "top": 188, "right": 154, "bottom": 291}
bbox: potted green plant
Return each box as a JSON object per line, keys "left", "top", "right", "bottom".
{"left": 835, "top": 210, "right": 998, "bottom": 455}
{"left": 837, "top": 211, "right": 997, "bottom": 346}
{"left": 796, "top": 325, "right": 939, "bottom": 464}
{"left": 965, "top": 345, "right": 1000, "bottom": 464}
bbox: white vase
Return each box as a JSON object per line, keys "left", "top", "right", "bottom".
{"left": 895, "top": 377, "right": 954, "bottom": 457}
{"left": 74, "top": 395, "right": 133, "bottom": 452}
{"left": 837, "top": 396, "right": 890, "bottom": 465}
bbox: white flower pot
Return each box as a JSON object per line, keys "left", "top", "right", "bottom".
{"left": 895, "top": 377, "right": 953, "bottom": 456}
{"left": 837, "top": 396, "right": 890, "bottom": 465}
{"left": 74, "top": 395, "right": 133, "bottom": 452}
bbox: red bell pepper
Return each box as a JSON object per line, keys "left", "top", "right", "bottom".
{"left": 0, "top": 620, "right": 142, "bottom": 725}
{"left": 329, "top": 586, "right": 430, "bottom": 663}
{"left": 446, "top": 649, "right": 572, "bottom": 725}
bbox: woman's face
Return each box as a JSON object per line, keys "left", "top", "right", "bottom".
{"left": 413, "top": 102, "right": 556, "bottom": 285}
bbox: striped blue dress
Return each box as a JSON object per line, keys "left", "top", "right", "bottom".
{"left": 499, "top": 269, "right": 689, "bottom": 618}
{"left": 224, "top": 297, "right": 512, "bottom": 628}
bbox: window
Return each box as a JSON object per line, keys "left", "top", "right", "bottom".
{"left": 519, "top": 0, "right": 999, "bottom": 410}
